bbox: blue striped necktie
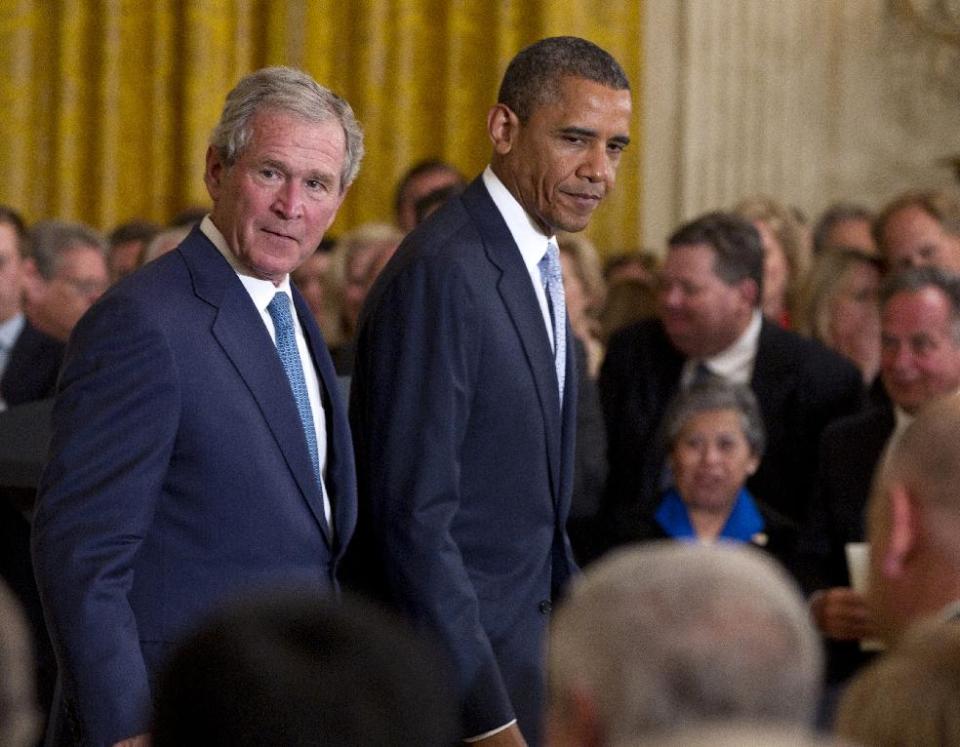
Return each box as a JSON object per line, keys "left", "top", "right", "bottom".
{"left": 538, "top": 240, "right": 566, "bottom": 406}
{"left": 267, "top": 292, "right": 323, "bottom": 491}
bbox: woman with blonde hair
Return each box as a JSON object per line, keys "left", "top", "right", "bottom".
{"left": 735, "top": 195, "right": 811, "bottom": 328}
{"left": 797, "top": 248, "right": 882, "bottom": 385}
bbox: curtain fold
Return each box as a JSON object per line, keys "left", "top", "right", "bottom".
{"left": 0, "top": 0, "right": 643, "bottom": 252}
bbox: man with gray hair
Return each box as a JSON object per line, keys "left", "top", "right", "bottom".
{"left": 33, "top": 67, "right": 361, "bottom": 746}
{"left": 546, "top": 542, "right": 823, "bottom": 746}
{"left": 804, "top": 266, "right": 960, "bottom": 683}
{"left": 874, "top": 189, "right": 960, "bottom": 273}
{"left": 1, "top": 219, "right": 108, "bottom": 407}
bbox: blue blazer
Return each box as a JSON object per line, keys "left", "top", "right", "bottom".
{"left": 347, "top": 177, "right": 578, "bottom": 745}
{"left": 32, "top": 228, "right": 357, "bottom": 745}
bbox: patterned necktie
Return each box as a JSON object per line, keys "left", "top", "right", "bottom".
{"left": 267, "top": 292, "right": 323, "bottom": 491}
{"left": 538, "top": 240, "right": 566, "bottom": 406}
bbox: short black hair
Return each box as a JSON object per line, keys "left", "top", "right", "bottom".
{"left": 393, "top": 158, "right": 464, "bottom": 216}
{"left": 497, "top": 36, "right": 630, "bottom": 122}
{"left": 107, "top": 220, "right": 160, "bottom": 248}
{"left": 153, "top": 591, "right": 457, "bottom": 747}
{"left": 668, "top": 211, "right": 764, "bottom": 304}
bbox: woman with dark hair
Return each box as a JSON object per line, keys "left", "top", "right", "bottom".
{"left": 637, "top": 380, "right": 799, "bottom": 574}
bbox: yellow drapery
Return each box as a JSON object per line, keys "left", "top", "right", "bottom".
{"left": 0, "top": 1, "right": 643, "bottom": 252}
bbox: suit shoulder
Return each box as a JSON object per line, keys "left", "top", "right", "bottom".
{"left": 821, "top": 404, "right": 893, "bottom": 446}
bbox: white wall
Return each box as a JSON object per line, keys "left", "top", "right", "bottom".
{"left": 641, "top": 0, "right": 960, "bottom": 249}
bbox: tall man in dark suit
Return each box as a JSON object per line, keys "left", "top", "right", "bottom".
{"left": 32, "top": 67, "right": 362, "bottom": 747}
{"left": 348, "top": 37, "right": 631, "bottom": 747}
{"left": 599, "top": 212, "right": 864, "bottom": 550}
{"left": 805, "top": 267, "right": 960, "bottom": 681}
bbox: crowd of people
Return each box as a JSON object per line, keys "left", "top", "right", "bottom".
{"left": 1, "top": 33, "right": 960, "bottom": 747}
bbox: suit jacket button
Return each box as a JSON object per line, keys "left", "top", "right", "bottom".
{"left": 538, "top": 600, "right": 552, "bottom": 614}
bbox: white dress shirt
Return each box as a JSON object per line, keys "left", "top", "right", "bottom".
{"left": 200, "top": 216, "right": 332, "bottom": 532}
{"left": 681, "top": 310, "right": 763, "bottom": 387}
{"left": 483, "top": 166, "right": 557, "bottom": 348}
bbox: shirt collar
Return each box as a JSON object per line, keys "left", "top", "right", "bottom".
{"left": 200, "top": 215, "right": 292, "bottom": 311}
{"left": 0, "top": 312, "right": 25, "bottom": 351}
{"left": 482, "top": 166, "right": 556, "bottom": 272}
{"left": 683, "top": 310, "right": 762, "bottom": 386}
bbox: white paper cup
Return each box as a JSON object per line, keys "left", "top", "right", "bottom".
{"left": 845, "top": 542, "right": 884, "bottom": 651}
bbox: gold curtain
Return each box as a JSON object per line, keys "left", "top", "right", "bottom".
{"left": 0, "top": 0, "right": 643, "bottom": 251}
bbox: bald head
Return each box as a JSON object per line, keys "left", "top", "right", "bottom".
{"left": 868, "top": 394, "right": 960, "bottom": 642}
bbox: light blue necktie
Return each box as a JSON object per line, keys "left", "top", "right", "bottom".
{"left": 267, "top": 292, "right": 323, "bottom": 491}
{"left": 538, "top": 240, "right": 566, "bottom": 406}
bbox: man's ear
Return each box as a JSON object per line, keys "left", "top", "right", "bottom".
{"left": 883, "top": 483, "right": 919, "bottom": 577}
{"left": 735, "top": 277, "right": 760, "bottom": 309}
{"left": 487, "top": 103, "right": 520, "bottom": 156}
{"left": 204, "top": 146, "right": 225, "bottom": 201}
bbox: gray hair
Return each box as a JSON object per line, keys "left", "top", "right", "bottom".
{"left": 497, "top": 36, "right": 630, "bottom": 123}
{"left": 662, "top": 380, "right": 766, "bottom": 458}
{"left": 549, "top": 543, "right": 823, "bottom": 743}
{"left": 209, "top": 66, "right": 364, "bottom": 191}
{"left": 875, "top": 189, "right": 960, "bottom": 252}
{"left": 880, "top": 266, "right": 960, "bottom": 345}
{"left": 28, "top": 220, "right": 106, "bottom": 281}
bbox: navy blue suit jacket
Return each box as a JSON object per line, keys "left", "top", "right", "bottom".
{"left": 347, "top": 177, "right": 578, "bottom": 745}
{"left": 32, "top": 228, "right": 356, "bottom": 745}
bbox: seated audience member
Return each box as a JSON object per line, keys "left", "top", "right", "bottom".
{"left": 153, "top": 592, "right": 457, "bottom": 747}
{"left": 558, "top": 233, "right": 606, "bottom": 377}
{"left": 413, "top": 182, "right": 465, "bottom": 226}
{"left": 637, "top": 381, "right": 798, "bottom": 575}
{"left": 812, "top": 202, "right": 876, "bottom": 256}
{"left": 291, "top": 240, "right": 340, "bottom": 345}
{"left": 139, "top": 225, "right": 191, "bottom": 266}
{"left": 168, "top": 206, "right": 208, "bottom": 229}
{"left": 327, "top": 223, "right": 402, "bottom": 375}
{"left": 599, "top": 212, "right": 863, "bottom": 553}
{"left": 0, "top": 578, "right": 40, "bottom": 747}
{"left": 2, "top": 220, "right": 108, "bottom": 406}
{"left": 874, "top": 189, "right": 960, "bottom": 273}
{"left": 797, "top": 247, "right": 882, "bottom": 386}
{"left": 106, "top": 220, "right": 159, "bottom": 283}
{"left": 866, "top": 394, "right": 960, "bottom": 644}
{"left": 835, "top": 621, "right": 960, "bottom": 747}
{"left": 0, "top": 208, "right": 26, "bottom": 393}
{"left": 735, "top": 195, "right": 811, "bottom": 328}
{"left": 803, "top": 267, "right": 960, "bottom": 682}
{"left": 598, "top": 278, "right": 658, "bottom": 345}
{"left": 546, "top": 543, "right": 823, "bottom": 746}
{"left": 393, "top": 158, "right": 466, "bottom": 233}
{"left": 602, "top": 249, "right": 659, "bottom": 287}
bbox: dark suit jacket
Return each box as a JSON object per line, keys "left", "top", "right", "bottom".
{"left": 31, "top": 228, "right": 357, "bottom": 745}
{"left": 598, "top": 318, "right": 864, "bottom": 549}
{"left": 347, "top": 177, "right": 578, "bottom": 745}
{"left": 801, "top": 404, "right": 894, "bottom": 592}
{"left": 0, "top": 320, "right": 64, "bottom": 406}
{"left": 800, "top": 404, "right": 892, "bottom": 684}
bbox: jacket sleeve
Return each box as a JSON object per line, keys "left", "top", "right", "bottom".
{"left": 32, "top": 294, "right": 179, "bottom": 745}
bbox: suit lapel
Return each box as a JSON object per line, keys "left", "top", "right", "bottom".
{"left": 180, "top": 231, "right": 333, "bottom": 545}
{"left": 461, "top": 180, "right": 563, "bottom": 501}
